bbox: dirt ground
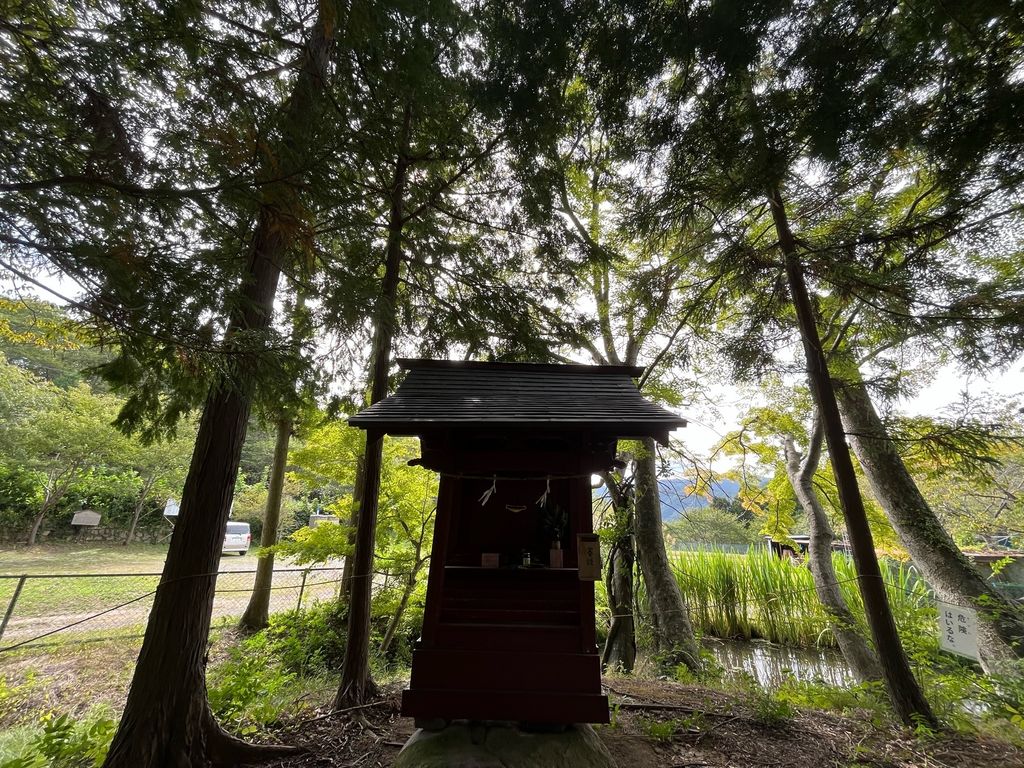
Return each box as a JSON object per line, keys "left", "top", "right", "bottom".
{"left": 3, "top": 626, "right": 1023, "bottom": 767}
{"left": 261, "top": 679, "right": 1024, "bottom": 768}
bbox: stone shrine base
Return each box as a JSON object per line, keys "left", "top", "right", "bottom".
{"left": 393, "top": 721, "right": 617, "bottom": 768}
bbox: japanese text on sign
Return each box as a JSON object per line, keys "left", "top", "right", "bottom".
{"left": 578, "top": 533, "right": 601, "bottom": 581}
{"left": 937, "top": 601, "right": 979, "bottom": 661}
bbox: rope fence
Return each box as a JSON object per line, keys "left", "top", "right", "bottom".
{"left": 0, "top": 566, "right": 344, "bottom": 652}
{"left": 3, "top": 551, "right": 1021, "bottom": 660}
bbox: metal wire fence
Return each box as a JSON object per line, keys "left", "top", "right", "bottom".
{"left": 0, "top": 566, "right": 344, "bottom": 650}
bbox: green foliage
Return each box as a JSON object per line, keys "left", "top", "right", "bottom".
{"left": 775, "top": 677, "right": 889, "bottom": 725}
{"left": 772, "top": 661, "right": 1024, "bottom": 744}
{"left": 0, "top": 710, "right": 116, "bottom": 768}
{"left": 672, "top": 648, "right": 725, "bottom": 686}
{"left": 0, "top": 298, "right": 112, "bottom": 389}
{"left": 207, "top": 644, "right": 298, "bottom": 736}
{"left": 0, "top": 465, "right": 43, "bottom": 530}
{"left": 666, "top": 505, "right": 760, "bottom": 548}
{"left": 272, "top": 520, "right": 352, "bottom": 566}
{"left": 729, "top": 672, "right": 794, "bottom": 726}
{"left": 254, "top": 603, "right": 348, "bottom": 676}
{"left": 637, "top": 717, "right": 680, "bottom": 742}
{"left": 0, "top": 344, "right": 195, "bottom": 538}
{"left": 722, "top": 391, "right": 903, "bottom": 557}
{"left": 671, "top": 548, "right": 933, "bottom": 649}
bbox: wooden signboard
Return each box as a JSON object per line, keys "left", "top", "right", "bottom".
{"left": 71, "top": 510, "right": 101, "bottom": 527}
{"left": 578, "top": 533, "right": 601, "bottom": 581}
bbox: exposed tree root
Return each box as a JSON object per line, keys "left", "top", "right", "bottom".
{"left": 205, "top": 710, "right": 304, "bottom": 767}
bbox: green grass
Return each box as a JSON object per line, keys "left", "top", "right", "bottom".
{"left": 0, "top": 544, "right": 292, "bottom": 621}
{"left": 0, "top": 572, "right": 162, "bottom": 618}
{"left": 0, "top": 543, "right": 172, "bottom": 575}
{"left": 671, "top": 548, "right": 934, "bottom": 649}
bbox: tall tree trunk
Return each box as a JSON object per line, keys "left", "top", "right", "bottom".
{"left": 103, "top": 210, "right": 294, "bottom": 768}
{"left": 125, "top": 475, "right": 157, "bottom": 546}
{"left": 27, "top": 502, "right": 49, "bottom": 546}
{"left": 602, "top": 537, "right": 637, "bottom": 673}
{"left": 601, "top": 473, "right": 636, "bottom": 673}
{"left": 634, "top": 437, "right": 701, "bottom": 673}
{"left": 335, "top": 103, "right": 412, "bottom": 709}
{"left": 239, "top": 414, "right": 292, "bottom": 632}
{"left": 340, "top": 452, "right": 365, "bottom": 605}
{"left": 834, "top": 365, "right": 1024, "bottom": 670}
{"left": 768, "top": 183, "right": 935, "bottom": 727}
{"left": 103, "top": 16, "right": 334, "bottom": 766}
{"left": 783, "top": 415, "right": 882, "bottom": 684}
{"left": 28, "top": 475, "right": 69, "bottom": 546}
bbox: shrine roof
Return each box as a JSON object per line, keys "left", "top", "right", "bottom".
{"left": 348, "top": 358, "right": 686, "bottom": 440}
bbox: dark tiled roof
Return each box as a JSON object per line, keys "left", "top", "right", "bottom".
{"left": 348, "top": 359, "right": 686, "bottom": 439}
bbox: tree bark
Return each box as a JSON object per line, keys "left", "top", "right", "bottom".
{"left": 125, "top": 474, "right": 157, "bottom": 546}
{"left": 239, "top": 414, "right": 292, "bottom": 632}
{"left": 834, "top": 365, "right": 1024, "bottom": 670}
{"left": 768, "top": 183, "right": 935, "bottom": 728}
{"left": 340, "top": 452, "right": 365, "bottom": 606}
{"left": 335, "top": 103, "right": 412, "bottom": 709}
{"left": 602, "top": 536, "right": 637, "bottom": 673}
{"left": 27, "top": 502, "right": 49, "bottom": 546}
{"left": 633, "top": 437, "right": 702, "bottom": 673}
{"left": 28, "top": 472, "right": 72, "bottom": 546}
{"left": 783, "top": 415, "right": 882, "bottom": 684}
{"left": 601, "top": 473, "right": 637, "bottom": 673}
{"left": 379, "top": 559, "right": 425, "bottom": 657}
{"left": 103, "top": 209, "right": 295, "bottom": 768}
{"left": 103, "top": 15, "right": 334, "bottom": 766}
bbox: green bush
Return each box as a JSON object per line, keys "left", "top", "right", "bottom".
{"left": 208, "top": 645, "right": 297, "bottom": 736}
{"left": 0, "top": 710, "right": 116, "bottom": 768}
{"left": 257, "top": 601, "right": 347, "bottom": 675}
{"left": 0, "top": 464, "right": 42, "bottom": 531}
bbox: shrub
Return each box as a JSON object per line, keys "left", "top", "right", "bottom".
{"left": 256, "top": 601, "right": 347, "bottom": 675}
{"left": 0, "top": 710, "right": 116, "bottom": 768}
{"left": 208, "top": 645, "right": 297, "bottom": 736}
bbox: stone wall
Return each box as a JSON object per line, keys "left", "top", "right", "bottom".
{"left": 0, "top": 523, "right": 170, "bottom": 545}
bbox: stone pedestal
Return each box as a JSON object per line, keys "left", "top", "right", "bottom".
{"left": 394, "top": 722, "right": 616, "bottom": 768}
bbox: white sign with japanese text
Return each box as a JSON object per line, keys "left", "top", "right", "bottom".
{"left": 937, "top": 601, "right": 979, "bottom": 661}
{"left": 578, "top": 533, "right": 601, "bottom": 581}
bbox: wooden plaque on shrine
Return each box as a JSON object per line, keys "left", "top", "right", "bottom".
{"left": 348, "top": 359, "right": 686, "bottom": 725}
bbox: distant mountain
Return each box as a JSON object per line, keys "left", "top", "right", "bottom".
{"left": 657, "top": 477, "right": 741, "bottom": 521}
{"left": 593, "top": 477, "right": 743, "bottom": 522}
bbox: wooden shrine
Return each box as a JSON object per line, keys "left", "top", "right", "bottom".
{"left": 349, "top": 359, "right": 686, "bottom": 725}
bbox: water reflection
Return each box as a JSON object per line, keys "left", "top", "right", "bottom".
{"left": 703, "top": 638, "right": 855, "bottom": 688}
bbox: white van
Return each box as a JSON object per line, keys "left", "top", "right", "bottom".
{"left": 223, "top": 521, "right": 251, "bottom": 555}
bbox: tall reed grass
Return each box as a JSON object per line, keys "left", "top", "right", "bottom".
{"left": 669, "top": 548, "right": 934, "bottom": 648}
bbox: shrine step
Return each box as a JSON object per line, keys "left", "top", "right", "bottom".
{"left": 440, "top": 607, "right": 578, "bottom": 625}
{"left": 410, "top": 648, "right": 602, "bottom": 693}
{"left": 442, "top": 599, "right": 578, "bottom": 614}
{"left": 435, "top": 621, "right": 579, "bottom": 651}
{"left": 401, "top": 688, "right": 610, "bottom": 724}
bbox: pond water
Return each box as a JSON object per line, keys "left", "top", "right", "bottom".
{"left": 703, "top": 638, "right": 856, "bottom": 688}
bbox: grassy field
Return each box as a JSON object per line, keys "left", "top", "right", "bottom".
{"left": 0, "top": 544, "right": 344, "bottom": 644}
{"left": 0, "top": 542, "right": 274, "bottom": 575}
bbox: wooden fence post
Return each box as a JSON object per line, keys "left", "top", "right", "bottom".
{"left": 0, "top": 575, "right": 28, "bottom": 644}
